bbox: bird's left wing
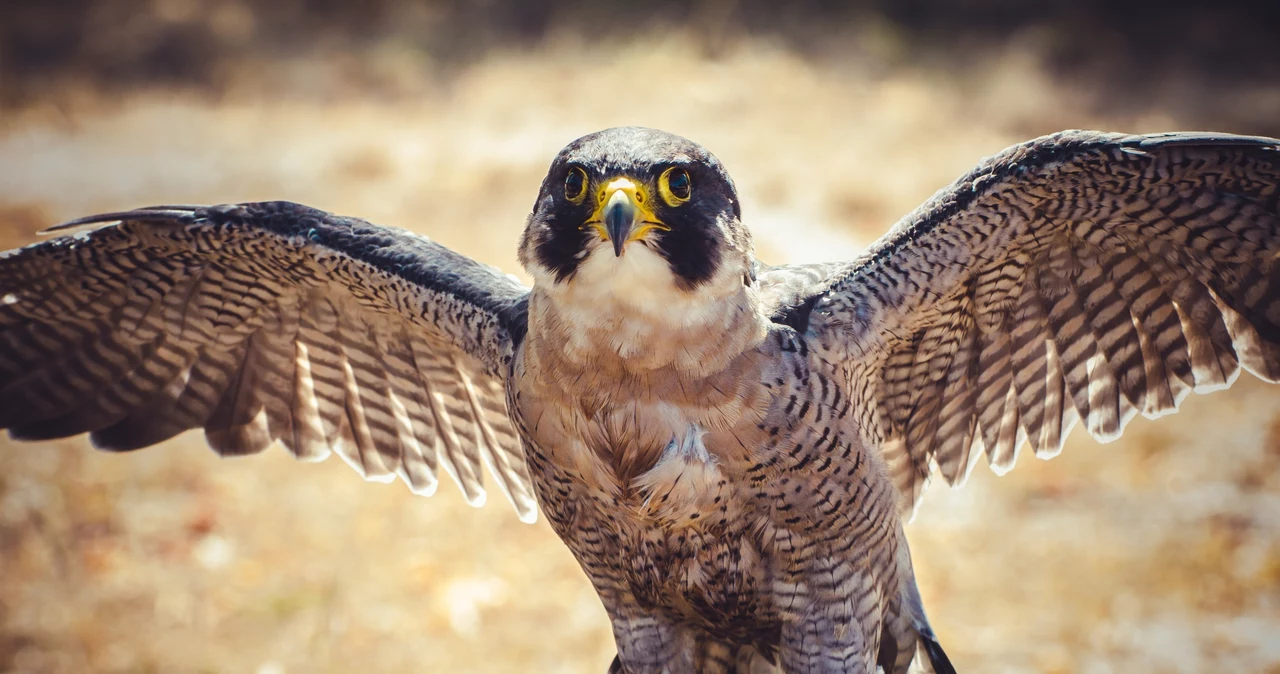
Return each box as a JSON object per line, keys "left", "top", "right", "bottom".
{"left": 773, "top": 130, "right": 1280, "bottom": 517}
{"left": 0, "top": 201, "right": 539, "bottom": 521}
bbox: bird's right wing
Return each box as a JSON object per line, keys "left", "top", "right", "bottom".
{"left": 0, "top": 201, "right": 539, "bottom": 522}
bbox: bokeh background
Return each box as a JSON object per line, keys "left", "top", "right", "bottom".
{"left": 2, "top": 1, "right": 1280, "bottom": 672}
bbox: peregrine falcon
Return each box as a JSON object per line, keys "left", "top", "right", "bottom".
{"left": 3, "top": 126, "right": 1279, "bottom": 673}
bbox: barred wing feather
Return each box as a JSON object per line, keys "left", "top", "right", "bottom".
{"left": 0, "top": 201, "right": 538, "bottom": 522}
{"left": 789, "top": 130, "right": 1280, "bottom": 517}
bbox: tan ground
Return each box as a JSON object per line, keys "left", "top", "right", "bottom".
{"left": 1, "top": 33, "right": 1279, "bottom": 674}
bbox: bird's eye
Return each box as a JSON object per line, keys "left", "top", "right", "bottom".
{"left": 659, "top": 167, "right": 692, "bottom": 206}
{"left": 564, "top": 166, "right": 588, "bottom": 204}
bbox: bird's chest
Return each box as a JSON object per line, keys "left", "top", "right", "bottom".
{"left": 508, "top": 336, "right": 795, "bottom": 631}
{"left": 511, "top": 327, "right": 777, "bottom": 503}
{"left": 512, "top": 391, "right": 775, "bottom": 627}
{"left": 513, "top": 384, "right": 740, "bottom": 523}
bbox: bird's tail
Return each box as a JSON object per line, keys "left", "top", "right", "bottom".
{"left": 888, "top": 532, "right": 957, "bottom": 674}
{"left": 917, "top": 627, "right": 956, "bottom": 674}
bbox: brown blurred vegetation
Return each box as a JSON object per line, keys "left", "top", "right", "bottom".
{"left": 4, "top": 0, "right": 1280, "bottom": 133}
{"left": 1, "top": 2, "right": 1280, "bottom": 673}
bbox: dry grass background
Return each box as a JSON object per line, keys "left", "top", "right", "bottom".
{"left": 2, "top": 4, "right": 1280, "bottom": 673}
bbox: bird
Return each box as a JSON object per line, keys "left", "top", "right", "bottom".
{"left": 2, "top": 125, "right": 1279, "bottom": 673}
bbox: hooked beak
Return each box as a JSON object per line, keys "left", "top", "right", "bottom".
{"left": 603, "top": 189, "right": 636, "bottom": 258}
{"left": 586, "top": 177, "right": 669, "bottom": 257}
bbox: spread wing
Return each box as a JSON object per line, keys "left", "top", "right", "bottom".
{"left": 777, "top": 130, "right": 1280, "bottom": 517}
{"left": 0, "top": 201, "right": 538, "bottom": 522}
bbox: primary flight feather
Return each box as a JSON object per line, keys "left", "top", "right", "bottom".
{"left": 2, "top": 127, "right": 1278, "bottom": 673}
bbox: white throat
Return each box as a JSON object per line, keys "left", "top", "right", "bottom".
{"left": 528, "top": 242, "right": 765, "bottom": 376}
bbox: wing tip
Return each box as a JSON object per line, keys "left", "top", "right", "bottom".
{"left": 365, "top": 471, "right": 397, "bottom": 484}
{"left": 38, "top": 206, "right": 201, "bottom": 235}
{"left": 1133, "top": 131, "right": 1280, "bottom": 150}
{"left": 987, "top": 460, "right": 1015, "bottom": 477}
{"left": 514, "top": 499, "right": 539, "bottom": 524}
{"left": 462, "top": 487, "right": 488, "bottom": 508}
{"left": 402, "top": 470, "right": 441, "bottom": 498}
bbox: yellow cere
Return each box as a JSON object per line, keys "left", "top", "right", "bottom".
{"left": 584, "top": 175, "right": 670, "bottom": 242}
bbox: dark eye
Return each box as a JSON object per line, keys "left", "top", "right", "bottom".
{"left": 660, "top": 167, "right": 691, "bottom": 206}
{"left": 564, "top": 166, "right": 587, "bottom": 204}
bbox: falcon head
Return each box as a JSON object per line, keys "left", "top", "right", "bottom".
{"left": 519, "top": 127, "right": 753, "bottom": 294}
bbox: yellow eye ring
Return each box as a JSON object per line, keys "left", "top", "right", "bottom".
{"left": 565, "top": 166, "right": 588, "bottom": 204}
{"left": 658, "top": 167, "right": 691, "bottom": 206}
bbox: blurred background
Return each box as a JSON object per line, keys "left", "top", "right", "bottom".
{"left": 2, "top": 1, "right": 1280, "bottom": 672}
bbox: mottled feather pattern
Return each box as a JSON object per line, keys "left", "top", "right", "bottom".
{"left": 753, "top": 261, "right": 845, "bottom": 331}
{"left": 5, "top": 127, "right": 1278, "bottom": 674}
{"left": 0, "top": 202, "right": 538, "bottom": 521}
{"left": 794, "top": 130, "right": 1280, "bottom": 516}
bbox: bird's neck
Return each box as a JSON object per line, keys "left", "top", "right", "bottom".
{"left": 525, "top": 254, "right": 768, "bottom": 381}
